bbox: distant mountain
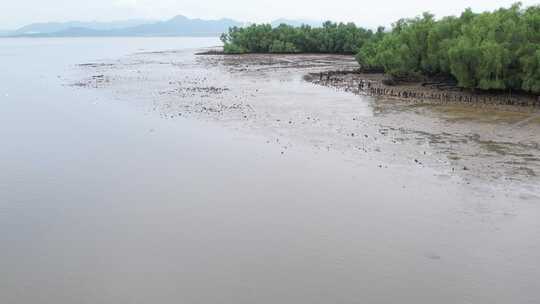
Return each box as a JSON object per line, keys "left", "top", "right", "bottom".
{"left": 4, "top": 16, "right": 244, "bottom": 37}
{"left": 1, "top": 16, "right": 325, "bottom": 38}
{"left": 9, "top": 19, "right": 155, "bottom": 36}
{"left": 110, "top": 15, "right": 243, "bottom": 36}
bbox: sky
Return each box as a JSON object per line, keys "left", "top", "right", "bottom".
{"left": 1, "top": 0, "right": 538, "bottom": 29}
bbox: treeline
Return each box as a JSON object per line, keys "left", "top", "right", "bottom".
{"left": 358, "top": 3, "right": 540, "bottom": 93}
{"left": 220, "top": 22, "right": 378, "bottom": 54}
{"left": 221, "top": 3, "right": 540, "bottom": 94}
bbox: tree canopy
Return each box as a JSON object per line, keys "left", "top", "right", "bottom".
{"left": 221, "top": 21, "right": 374, "bottom": 54}
{"left": 221, "top": 3, "right": 540, "bottom": 93}
{"left": 356, "top": 3, "right": 540, "bottom": 93}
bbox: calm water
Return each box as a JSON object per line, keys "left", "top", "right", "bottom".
{"left": 1, "top": 38, "right": 539, "bottom": 304}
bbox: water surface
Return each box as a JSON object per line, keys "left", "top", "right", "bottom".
{"left": 1, "top": 38, "right": 539, "bottom": 304}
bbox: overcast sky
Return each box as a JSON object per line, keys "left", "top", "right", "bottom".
{"left": 1, "top": 0, "right": 537, "bottom": 29}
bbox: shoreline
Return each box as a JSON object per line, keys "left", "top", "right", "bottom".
{"left": 305, "top": 70, "right": 540, "bottom": 110}
{"left": 196, "top": 48, "right": 540, "bottom": 110}
{"left": 73, "top": 49, "right": 540, "bottom": 187}
{"left": 195, "top": 50, "right": 355, "bottom": 56}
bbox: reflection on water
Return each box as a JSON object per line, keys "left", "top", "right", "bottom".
{"left": 1, "top": 38, "right": 539, "bottom": 304}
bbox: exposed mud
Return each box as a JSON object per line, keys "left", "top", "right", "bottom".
{"left": 72, "top": 49, "right": 540, "bottom": 198}
{"left": 305, "top": 70, "right": 540, "bottom": 109}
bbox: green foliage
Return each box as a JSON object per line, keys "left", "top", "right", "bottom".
{"left": 269, "top": 40, "right": 299, "bottom": 53}
{"left": 355, "top": 40, "right": 380, "bottom": 70}
{"left": 223, "top": 43, "right": 247, "bottom": 54}
{"left": 356, "top": 3, "right": 540, "bottom": 93}
{"left": 448, "top": 37, "right": 481, "bottom": 88}
{"left": 520, "top": 47, "right": 540, "bottom": 92}
{"left": 221, "top": 22, "right": 373, "bottom": 54}
{"left": 221, "top": 3, "right": 540, "bottom": 93}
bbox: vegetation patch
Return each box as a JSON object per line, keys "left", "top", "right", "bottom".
{"left": 221, "top": 3, "right": 540, "bottom": 95}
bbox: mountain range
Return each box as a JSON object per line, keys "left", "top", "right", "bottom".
{"left": 1, "top": 16, "right": 322, "bottom": 37}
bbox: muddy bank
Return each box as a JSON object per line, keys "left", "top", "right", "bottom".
{"left": 71, "top": 51, "right": 540, "bottom": 196}
{"left": 305, "top": 70, "right": 540, "bottom": 110}
{"left": 195, "top": 49, "right": 358, "bottom": 57}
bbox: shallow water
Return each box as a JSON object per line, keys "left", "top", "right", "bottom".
{"left": 1, "top": 38, "right": 540, "bottom": 304}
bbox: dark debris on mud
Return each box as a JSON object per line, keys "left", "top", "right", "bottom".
{"left": 306, "top": 71, "right": 540, "bottom": 109}
{"left": 70, "top": 74, "right": 111, "bottom": 88}
{"left": 70, "top": 50, "right": 540, "bottom": 192}
{"left": 160, "top": 86, "right": 230, "bottom": 98}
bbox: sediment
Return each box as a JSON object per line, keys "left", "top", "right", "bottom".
{"left": 305, "top": 70, "right": 540, "bottom": 109}
{"left": 195, "top": 50, "right": 226, "bottom": 55}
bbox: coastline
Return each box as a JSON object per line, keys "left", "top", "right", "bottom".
{"left": 304, "top": 71, "right": 540, "bottom": 111}
{"left": 195, "top": 49, "right": 355, "bottom": 56}
{"left": 306, "top": 70, "right": 540, "bottom": 110}
{"left": 74, "top": 49, "right": 540, "bottom": 188}
{"left": 197, "top": 47, "right": 540, "bottom": 110}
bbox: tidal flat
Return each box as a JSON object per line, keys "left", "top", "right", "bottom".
{"left": 75, "top": 49, "right": 540, "bottom": 194}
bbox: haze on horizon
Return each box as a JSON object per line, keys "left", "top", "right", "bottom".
{"left": 1, "top": 0, "right": 538, "bottom": 30}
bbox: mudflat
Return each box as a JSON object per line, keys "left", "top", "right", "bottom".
{"left": 75, "top": 50, "right": 540, "bottom": 194}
